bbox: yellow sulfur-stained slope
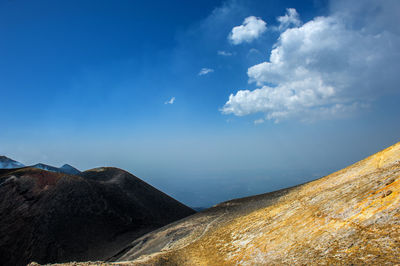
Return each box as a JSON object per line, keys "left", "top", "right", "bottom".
{"left": 121, "top": 141, "right": 400, "bottom": 265}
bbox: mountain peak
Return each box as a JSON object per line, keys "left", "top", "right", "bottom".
{"left": 32, "top": 163, "right": 81, "bottom": 175}
{"left": 0, "top": 156, "right": 25, "bottom": 169}
{"left": 59, "top": 164, "right": 81, "bottom": 175}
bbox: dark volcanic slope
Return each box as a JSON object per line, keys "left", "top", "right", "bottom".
{"left": 0, "top": 167, "right": 195, "bottom": 266}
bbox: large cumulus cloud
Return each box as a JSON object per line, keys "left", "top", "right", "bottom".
{"left": 222, "top": 1, "right": 400, "bottom": 122}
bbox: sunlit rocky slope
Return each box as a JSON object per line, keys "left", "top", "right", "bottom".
{"left": 102, "top": 141, "right": 400, "bottom": 265}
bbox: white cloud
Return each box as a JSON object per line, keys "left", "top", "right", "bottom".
{"left": 164, "top": 97, "right": 175, "bottom": 105}
{"left": 222, "top": 1, "right": 400, "bottom": 122}
{"left": 254, "top": 118, "right": 265, "bottom": 125}
{"left": 248, "top": 48, "right": 260, "bottom": 54}
{"left": 277, "top": 8, "right": 301, "bottom": 31}
{"left": 199, "top": 68, "right": 214, "bottom": 76}
{"left": 218, "top": 50, "right": 233, "bottom": 56}
{"left": 228, "top": 16, "right": 267, "bottom": 45}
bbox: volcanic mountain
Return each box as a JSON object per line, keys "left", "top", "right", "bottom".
{"left": 0, "top": 156, "right": 24, "bottom": 169}
{"left": 31, "top": 163, "right": 81, "bottom": 175}
{"left": 0, "top": 166, "right": 195, "bottom": 266}
{"left": 0, "top": 156, "right": 81, "bottom": 175}
{"left": 107, "top": 141, "right": 400, "bottom": 265}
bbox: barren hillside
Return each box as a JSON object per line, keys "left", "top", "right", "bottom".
{"left": 0, "top": 167, "right": 195, "bottom": 265}
{"left": 107, "top": 141, "right": 400, "bottom": 265}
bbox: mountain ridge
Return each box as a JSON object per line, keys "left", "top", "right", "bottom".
{"left": 31, "top": 163, "right": 81, "bottom": 175}
{"left": 0, "top": 156, "right": 25, "bottom": 169}
{"left": 0, "top": 156, "right": 81, "bottom": 176}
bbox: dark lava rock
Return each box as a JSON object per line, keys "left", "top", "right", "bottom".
{"left": 0, "top": 167, "right": 195, "bottom": 266}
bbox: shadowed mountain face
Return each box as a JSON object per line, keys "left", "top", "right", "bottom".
{"left": 59, "top": 164, "right": 81, "bottom": 175}
{"left": 0, "top": 156, "right": 24, "bottom": 169}
{"left": 108, "top": 141, "right": 400, "bottom": 265}
{"left": 0, "top": 167, "right": 195, "bottom": 266}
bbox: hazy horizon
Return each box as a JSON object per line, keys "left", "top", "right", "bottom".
{"left": 1, "top": 0, "right": 400, "bottom": 207}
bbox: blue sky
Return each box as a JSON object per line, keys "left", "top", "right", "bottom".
{"left": 1, "top": 0, "right": 400, "bottom": 206}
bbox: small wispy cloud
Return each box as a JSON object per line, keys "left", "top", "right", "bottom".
{"left": 254, "top": 118, "right": 265, "bottom": 125}
{"left": 198, "top": 68, "right": 214, "bottom": 76}
{"left": 218, "top": 50, "right": 233, "bottom": 56}
{"left": 164, "top": 96, "right": 175, "bottom": 105}
{"left": 249, "top": 48, "right": 260, "bottom": 54}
